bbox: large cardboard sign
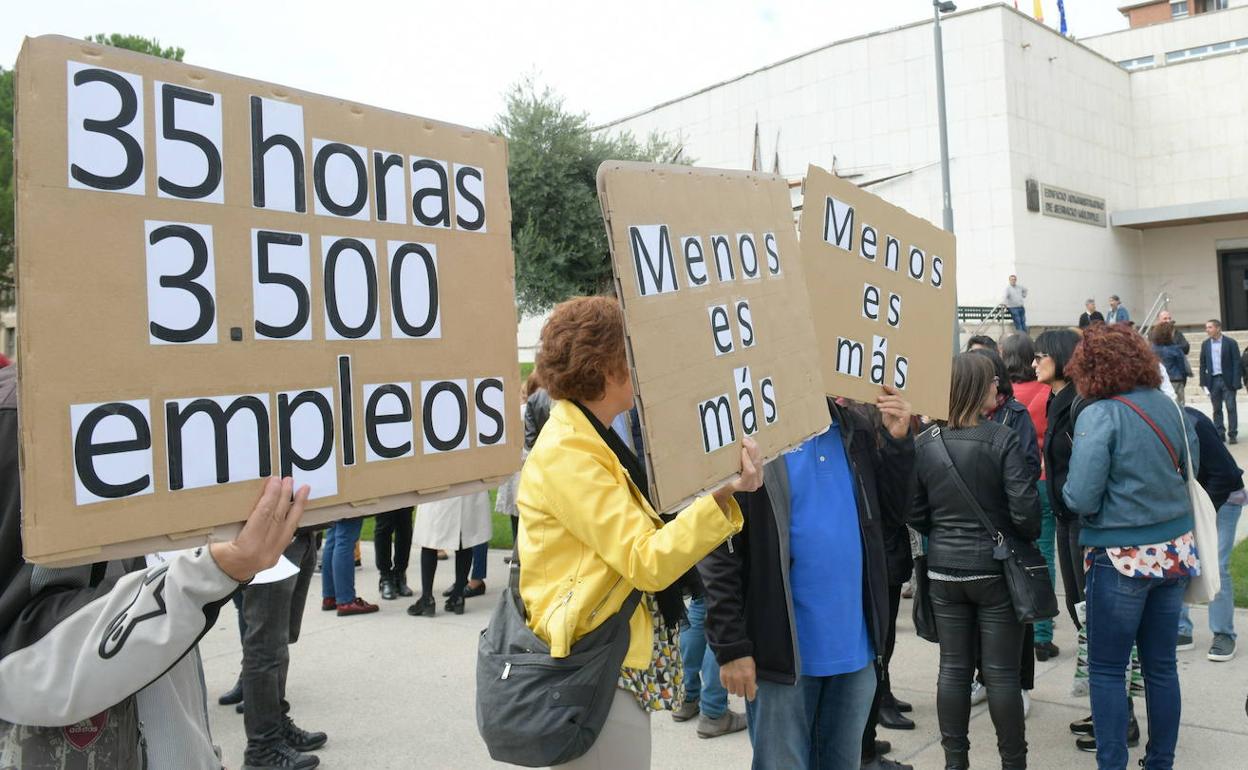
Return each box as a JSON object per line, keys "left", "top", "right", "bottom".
{"left": 799, "top": 165, "right": 956, "bottom": 418}
{"left": 15, "top": 36, "right": 521, "bottom": 564}
{"left": 597, "top": 162, "right": 829, "bottom": 513}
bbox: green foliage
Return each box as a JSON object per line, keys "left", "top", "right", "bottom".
{"left": 494, "top": 81, "right": 687, "bottom": 315}
{"left": 86, "top": 34, "right": 184, "bottom": 61}
{"left": 0, "top": 36, "right": 184, "bottom": 292}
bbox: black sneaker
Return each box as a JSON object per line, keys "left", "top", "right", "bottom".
{"left": 282, "top": 716, "right": 327, "bottom": 752}
{"left": 1069, "top": 714, "right": 1094, "bottom": 735}
{"left": 1177, "top": 633, "right": 1196, "bottom": 651}
{"left": 242, "top": 742, "right": 319, "bottom": 770}
{"left": 1075, "top": 718, "right": 1139, "bottom": 752}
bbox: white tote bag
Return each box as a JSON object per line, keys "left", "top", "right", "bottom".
{"left": 1177, "top": 402, "right": 1221, "bottom": 604}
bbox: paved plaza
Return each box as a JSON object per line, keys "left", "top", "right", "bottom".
{"left": 200, "top": 552, "right": 1248, "bottom": 769}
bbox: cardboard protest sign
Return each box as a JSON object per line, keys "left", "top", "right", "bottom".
{"left": 799, "top": 165, "right": 956, "bottom": 418}
{"left": 597, "top": 162, "right": 829, "bottom": 513}
{"left": 15, "top": 36, "right": 521, "bottom": 565}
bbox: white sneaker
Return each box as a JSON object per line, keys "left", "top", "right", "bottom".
{"left": 1022, "top": 691, "right": 1031, "bottom": 719}
{"left": 970, "top": 681, "right": 987, "bottom": 705}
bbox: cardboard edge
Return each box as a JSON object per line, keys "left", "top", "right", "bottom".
{"left": 26, "top": 477, "right": 508, "bottom": 567}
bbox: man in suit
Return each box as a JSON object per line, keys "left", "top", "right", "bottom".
{"left": 1079, "top": 299, "right": 1105, "bottom": 329}
{"left": 1200, "top": 319, "right": 1243, "bottom": 443}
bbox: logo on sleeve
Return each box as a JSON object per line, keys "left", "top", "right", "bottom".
{"left": 98, "top": 565, "right": 169, "bottom": 659}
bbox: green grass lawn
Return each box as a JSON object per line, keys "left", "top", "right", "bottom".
{"left": 355, "top": 362, "right": 533, "bottom": 551}
{"left": 358, "top": 489, "right": 516, "bottom": 550}
{"left": 1232, "top": 536, "right": 1248, "bottom": 608}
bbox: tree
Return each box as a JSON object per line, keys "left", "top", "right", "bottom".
{"left": 495, "top": 81, "right": 687, "bottom": 315}
{"left": 0, "top": 36, "right": 183, "bottom": 290}
{"left": 86, "top": 34, "right": 184, "bottom": 62}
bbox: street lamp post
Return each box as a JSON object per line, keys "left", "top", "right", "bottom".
{"left": 933, "top": 0, "right": 959, "bottom": 354}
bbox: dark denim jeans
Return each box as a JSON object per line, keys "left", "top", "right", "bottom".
{"left": 1086, "top": 550, "right": 1188, "bottom": 770}
{"left": 321, "top": 518, "right": 364, "bottom": 604}
{"left": 679, "top": 596, "right": 727, "bottom": 719}
{"left": 1008, "top": 306, "right": 1027, "bottom": 332}
{"left": 746, "top": 663, "right": 876, "bottom": 770}
{"left": 242, "top": 533, "right": 315, "bottom": 750}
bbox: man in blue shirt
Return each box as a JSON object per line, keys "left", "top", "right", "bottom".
{"left": 699, "top": 390, "right": 916, "bottom": 770}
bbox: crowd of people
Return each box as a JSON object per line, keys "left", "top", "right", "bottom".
{"left": 0, "top": 294, "right": 1244, "bottom": 770}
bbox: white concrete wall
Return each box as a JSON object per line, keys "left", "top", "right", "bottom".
{"left": 1139, "top": 222, "right": 1248, "bottom": 326}
{"left": 999, "top": 11, "right": 1145, "bottom": 326}
{"left": 1129, "top": 50, "right": 1248, "bottom": 208}
{"left": 601, "top": 5, "right": 1019, "bottom": 318}
{"left": 1083, "top": 4, "right": 1248, "bottom": 64}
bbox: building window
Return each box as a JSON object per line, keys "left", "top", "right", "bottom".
{"left": 1215, "top": 0, "right": 1228, "bottom": 9}
{"left": 1166, "top": 37, "right": 1248, "bottom": 62}
{"left": 1172, "top": 1, "right": 1189, "bottom": 16}
{"left": 2, "top": 328, "right": 13, "bottom": 360}
{"left": 1118, "top": 55, "right": 1156, "bottom": 70}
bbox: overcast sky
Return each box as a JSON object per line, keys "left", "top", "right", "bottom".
{"left": 4, "top": 0, "right": 1129, "bottom": 131}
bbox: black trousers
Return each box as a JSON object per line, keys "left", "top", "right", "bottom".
{"left": 373, "top": 507, "right": 414, "bottom": 578}
{"left": 1055, "top": 516, "right": 1086, "bottom": 628}
{"left": 241, "top": 532, "right": 315, "bottom": 751}
{"left": 932, "top": 576, "right": 1027, "bottom": 769}
{"left": 862, "top": 583, "right": 903, "bottom": 759}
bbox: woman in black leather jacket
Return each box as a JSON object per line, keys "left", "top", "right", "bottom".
{"left": 909, "top": 353, "right": 1041, "bottom": 770}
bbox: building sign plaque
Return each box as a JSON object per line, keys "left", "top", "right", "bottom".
{"left": 1040, "top": 184, "right": 1107, "bottom": 227}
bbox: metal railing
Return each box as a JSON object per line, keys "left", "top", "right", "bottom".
{"left": 970, "top": 303, "right": 1011, "bottom": 339}
{"left": 1137, "top": 287, "right": 1171, "bottom": 338}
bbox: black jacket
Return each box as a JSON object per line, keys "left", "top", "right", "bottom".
{"left": 1043, "top": 385, "right": 1086, "bottom": 522}
{"left": 1079, "top": 311, "right": 1105, "bottom": 328}
{"left": 909, "top": 422, "right": 1041, "bottom": 573}
{"left": 522, "top": 389, "right": 551, "bottom": 451}
{"left": 697, "top": 400, "right": 915, "bottom": 685}
{"left": 990, "top": 398, "right": 1041, "bottom": 484}
{"left": 1187, "top": 406, "right": 1245, "bottom": 509}
{"left": 1200, "top": 336, "right": 1243, "bottom": 390}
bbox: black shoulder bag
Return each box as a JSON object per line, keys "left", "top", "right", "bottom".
{"left": 928, "top": 426, "right": 1058, "bottom": 624}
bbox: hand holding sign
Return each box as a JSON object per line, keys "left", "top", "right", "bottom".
{"left": 711, "top": 437, "right": 763, "bottom": 511}
{"left": 209, "top": 476, "right": 309, "bottom": 583}
{"left": 875, "top": 386, "right": 914, "bottom": 440}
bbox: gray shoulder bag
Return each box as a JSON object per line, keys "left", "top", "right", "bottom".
{"left": 475, "top": 569, "right": 643, "bottom": 767}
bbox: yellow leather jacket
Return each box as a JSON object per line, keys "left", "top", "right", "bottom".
{"left": 517, "top": 400, "right": 743, "bottom": 669}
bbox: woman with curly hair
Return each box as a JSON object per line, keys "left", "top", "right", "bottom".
{"left": 1061, "top": 323, "right": 1200, "bottom": 770}
{"left": 517, "top": 296, "right": 762, "bottom": 768}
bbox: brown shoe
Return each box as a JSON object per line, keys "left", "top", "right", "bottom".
{"left": 337, "top": 597, "right": 379, "bottom": 616}
{"left": 321, "top": 597, "right": 337, "bottom": 612}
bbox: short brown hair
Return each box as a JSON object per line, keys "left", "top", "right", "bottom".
{"left": 536, "top": 297, "right": 628, "bottom": 402}
{"left": 1066, "top": 323, "right": 1162, "bottom": 400}
{"left": 948, "top": 353, "right": 996, "bottom": 430}
{"left": 1149, "top": 321, "right": 1175, "bottom": 347}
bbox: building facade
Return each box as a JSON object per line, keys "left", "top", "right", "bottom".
{"left": 599, "top": 2, "right": 1248, "bottom": 329}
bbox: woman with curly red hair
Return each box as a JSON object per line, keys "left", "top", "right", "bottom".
{"left": 516, "top": 296, "right": 762, "bottom": 768}
{"left": 1061, "top": 323, "right": 1200, "bottom": 770}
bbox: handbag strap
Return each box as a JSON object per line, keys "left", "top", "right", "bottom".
{"left": 926, "top": 426, "right": 1005, "bottom": 546}
{"left": 1110, "top": 396, "right": 1181, "bottom": 475}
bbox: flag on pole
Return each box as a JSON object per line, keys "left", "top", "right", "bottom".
{"left": 1033, "top": 0, "right": 1044, "bottom": 23}
{"left": 1057, "top": 0, "right": 1068, "bottom": 34}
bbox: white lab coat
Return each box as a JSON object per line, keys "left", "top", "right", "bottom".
{"left": 411, "top": 491, "right": 492, "bottom": 551}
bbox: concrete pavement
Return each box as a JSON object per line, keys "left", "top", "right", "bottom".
{"left": 199, "top": 548, "right": 1248, "bottom": 769}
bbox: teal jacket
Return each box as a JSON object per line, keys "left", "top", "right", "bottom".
{"left": 1062, "top": 388, "right": 1199, "bottom": 548}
